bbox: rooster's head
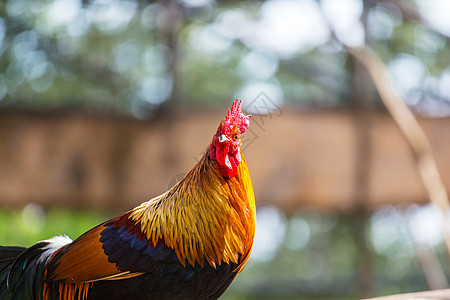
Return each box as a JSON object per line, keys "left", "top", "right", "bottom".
{"left": 210, "top": 99, "right": 251, "bottom": 178}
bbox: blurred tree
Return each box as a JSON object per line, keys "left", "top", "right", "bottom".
{"left": 0, "top": 0, "right": 448, "bottom": 118}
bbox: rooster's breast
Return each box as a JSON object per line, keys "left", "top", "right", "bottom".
{"left": 87, "top": 254, "right": 240, "bottom": 300}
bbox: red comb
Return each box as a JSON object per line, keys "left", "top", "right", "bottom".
{"left": 224, "top": 99, "right": 251, "bottom": 134}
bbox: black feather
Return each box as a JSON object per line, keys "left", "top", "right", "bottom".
{"left": 0, "top": 237, "right": 71, "bottom": 300}
{"left": 95, "top": 222, "right": 241, "bottom": 299}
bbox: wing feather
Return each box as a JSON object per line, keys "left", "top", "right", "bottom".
{"left": 45, "top": 212, "right": 174, "bottom": 285}
{"left": 45, "top": 224, "right": 122, "bottom": 283}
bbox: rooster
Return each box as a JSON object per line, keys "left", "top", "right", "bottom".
{"left": 0, "top": 99, "right": 255, "bottom": 300}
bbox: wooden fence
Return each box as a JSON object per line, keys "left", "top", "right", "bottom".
{"left": 1, "top": 108, "right": 449, "bottom": 212}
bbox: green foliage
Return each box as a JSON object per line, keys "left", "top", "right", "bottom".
{"left": 0, "top": 206, "right": 107, "bottom": 247}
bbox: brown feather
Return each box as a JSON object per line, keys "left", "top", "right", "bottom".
{"left": 46, "top": 224, "right": 122, "bottom": 283}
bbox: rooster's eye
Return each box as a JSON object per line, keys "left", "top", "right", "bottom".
{"left": 233, "top": 134, "right": 239, "bottom": 141}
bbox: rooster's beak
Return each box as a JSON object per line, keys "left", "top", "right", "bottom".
{"left": 218, "top": 134, "right": 230, "bottom": 143}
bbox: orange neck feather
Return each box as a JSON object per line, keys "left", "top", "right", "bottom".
{"left": 129, "top": 148, "right": 255, "bottom": 272}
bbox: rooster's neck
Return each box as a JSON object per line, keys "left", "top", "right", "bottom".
{"left": 129, "top": 148, "right": 255, "bottom": 272}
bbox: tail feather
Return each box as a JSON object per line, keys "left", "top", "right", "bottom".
{"left": 0, "top": 236, "right": 72, "bottom": 300}
{"left": 0, "top": 246, "right": 25, "bottom": 300}
{"left": 0, "top": 246, "right": 25, "bottom": 275}
{"left": 7, "top": 242, "right": 52, "bottom": 299}
{"left": 0, "top": 246, "right": 25, "bottom": 260}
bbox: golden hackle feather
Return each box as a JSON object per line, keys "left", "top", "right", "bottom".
{"left": 129, "top": 148, "right": 255, "bottom": 273}
{"left": 43, "top": 282, "right": 91, "bottom": 300}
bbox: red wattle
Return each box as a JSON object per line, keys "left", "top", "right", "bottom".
{"left": 215, "top": 142, "right": 229, "bottom": 166}
{"left": 211, "top": 140, "right": 238, "bottom": 178}
{"left": 218, "top": 159, "right": 238, "bottom": 178}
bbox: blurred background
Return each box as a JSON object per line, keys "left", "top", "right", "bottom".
{"left": 1, "top": 0, "right": 450, "bottom": 299}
